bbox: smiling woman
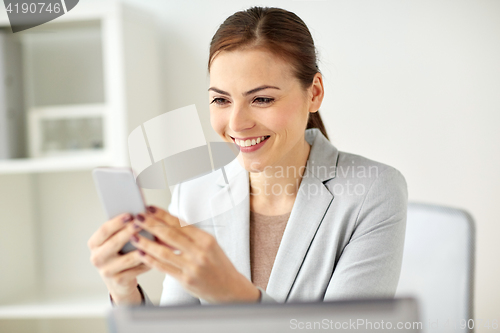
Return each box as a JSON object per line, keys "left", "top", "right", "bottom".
{"left": 88, "top": 6, "right": 408, "bottom": 306}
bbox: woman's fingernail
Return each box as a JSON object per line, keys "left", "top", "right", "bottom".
{"left": 133, "top": 223, "right": 142, "bottom": 230}
{"left": 138, "top": 250, "right": 145, "bottom": 256}
{"left": 131, "top": 234, "right": 139, "bottom": 243}
{"left": 147, "top": 206, "right": 156, "bottom": 213}
{"left": 137, "top": 214, "right": 145, "bottom": 222}
{"left": 122, "top": 214, "right": 133, "bottom": 223}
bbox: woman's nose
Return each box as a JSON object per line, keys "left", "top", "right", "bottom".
{"left": 228, "top": 104, "right": 254, "bottom": 133}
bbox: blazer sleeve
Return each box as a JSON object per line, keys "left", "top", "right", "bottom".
{"left": 324, "top": 167, "right": 408, "bottom": 301}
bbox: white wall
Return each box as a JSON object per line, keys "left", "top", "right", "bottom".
{"left": 121, "top": 0, "right": 500, "bottom": 329}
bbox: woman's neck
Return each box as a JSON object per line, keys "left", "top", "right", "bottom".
{"left": 249, "top": 139, "right": 311, "bottom": 215}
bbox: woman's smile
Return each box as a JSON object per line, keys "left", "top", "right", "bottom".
{"left": 230, "top": 135, "right": 271, "bottom": 153}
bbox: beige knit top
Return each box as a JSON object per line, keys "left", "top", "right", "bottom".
{"left": 249, "top": 210, "right": 292, "bottom": 291}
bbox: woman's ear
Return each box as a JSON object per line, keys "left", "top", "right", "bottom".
{"left": 308, "top": 72, "right": 324, "bottom": 113}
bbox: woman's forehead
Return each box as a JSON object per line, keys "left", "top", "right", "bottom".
{"left": 209, "top": 49, "right": 296, "bottom": 90}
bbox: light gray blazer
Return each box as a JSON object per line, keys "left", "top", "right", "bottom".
{"left": 142, "top": 128, "right": 408, "bottom": 306}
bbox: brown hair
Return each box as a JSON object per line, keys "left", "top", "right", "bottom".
{"left": 208, "top": 6, "right": 329, "bottom": 140}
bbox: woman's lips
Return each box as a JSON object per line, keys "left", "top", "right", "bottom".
{"left": 231, "top": 135, "right": 270, "bottom": 153}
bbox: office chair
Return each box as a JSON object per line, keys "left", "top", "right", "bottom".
{"left": 395, "top": 202, "right": 475, "bottom": 333}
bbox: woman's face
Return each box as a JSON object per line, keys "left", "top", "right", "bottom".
{"left": 209, "top": 48, "right": 318, "bottom": 172}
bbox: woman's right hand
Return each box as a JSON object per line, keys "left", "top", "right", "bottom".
{"left": 87, "top": 213, "right": 151, "bottom": 305}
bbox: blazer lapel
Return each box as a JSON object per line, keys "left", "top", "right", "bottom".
{"left": 265, "top": 169, "right": 334, "bottom": 302}
{"left": 266, "top": 129, "right": 339, "bottom": 302}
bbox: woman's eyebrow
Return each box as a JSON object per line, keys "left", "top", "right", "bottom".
{"left": 208, "top": 85, "right": 280, "bottom": 97}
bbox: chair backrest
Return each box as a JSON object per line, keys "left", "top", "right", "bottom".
{"left": 395, "top": 202, "right": 475, "bottom": 333}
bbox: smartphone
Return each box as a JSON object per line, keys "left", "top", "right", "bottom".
{"left": 92, "top": 167, "right": 155, "bottom": 254}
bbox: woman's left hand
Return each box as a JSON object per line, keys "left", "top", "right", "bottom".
{"left": 130, "top": 206, "right": 260, "bottom": 304}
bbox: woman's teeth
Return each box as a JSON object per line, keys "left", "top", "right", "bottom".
{"left": 235, "top": 136, "right": 268, "bottom": 147}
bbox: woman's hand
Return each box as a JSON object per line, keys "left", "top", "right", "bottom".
{"left": 131, "top": 206, "right": 260, "bottom": 304}
{"left": 87, "top": 213, "right": 151, "bottom": 305}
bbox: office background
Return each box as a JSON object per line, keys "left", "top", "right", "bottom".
{"left": 0, "top": 0, "right": 498, "bottom": 332}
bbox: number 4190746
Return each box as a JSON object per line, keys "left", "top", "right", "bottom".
{"left": 6, "top": 2, "right": 62, "bottom": 14}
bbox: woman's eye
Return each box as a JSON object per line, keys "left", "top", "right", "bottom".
{"left": 210, "top": 97, "right": 229, "bottom": 106}
{"left": 253, "top": 97, "right": 275, "bottom": 105}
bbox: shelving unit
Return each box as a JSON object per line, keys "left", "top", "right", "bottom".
{"left": 0, "top": 1, "right": 163, "bottom": 331}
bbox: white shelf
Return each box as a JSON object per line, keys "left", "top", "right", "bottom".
{"left": 0, "top": 152, "right": 117, "bottom": 174}
{"left": 29, "top": 104, "right": 106, "bottom": 118}
{"left": 0, "top": 293, "right": 111, "bottom": 319}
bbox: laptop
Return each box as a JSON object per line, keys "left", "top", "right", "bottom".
{"left": 108, "top": 297, "right": 421, "bottom": 333}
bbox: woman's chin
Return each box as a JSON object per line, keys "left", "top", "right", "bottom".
{"left": 237, "top": 154, "right": 269, "bottom": 173}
